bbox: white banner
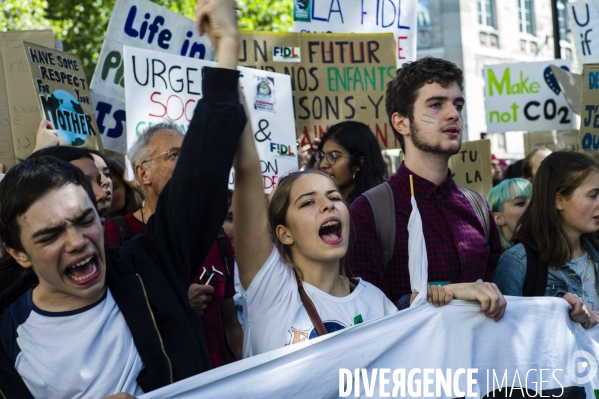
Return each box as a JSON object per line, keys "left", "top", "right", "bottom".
{"left": 484, "top": 60, "right": 575, "bottom": 133}
{"left": 123, "top": 46, "right": 297, "bottom": 193}
{"left": 291, "top": 0, "right": 417, "bottom": 67}
{"left": 91, "top": 0, "right": 215, "bottom": 153}
{"left": 569, "top": 1, "right": 599, "bottom": 65}
{"left": 138, "top": 191, "right": 598, "bottom": 398}
{"left": 140, "top": 296, "right": 599, "bottom": 398}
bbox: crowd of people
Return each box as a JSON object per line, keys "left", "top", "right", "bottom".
{"left": 0, "top": 0, "right": 597, "bottom": 397}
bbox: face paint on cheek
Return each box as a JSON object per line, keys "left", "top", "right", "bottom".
{"left": 421, "top": 114, "right": 435, "bottom": 124}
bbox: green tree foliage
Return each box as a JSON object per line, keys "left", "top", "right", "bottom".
{"left": 1, "top": 0, "right": 293, "bottom": 79}
{"left": 1, "top": 0, "right": 50, "bottom": 31}
{"left": 237, "top": 0, "right": 292, "bottom": 32}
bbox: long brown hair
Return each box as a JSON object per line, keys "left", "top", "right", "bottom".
{"left": 269, "top": 170, "right": 349, "bottom": 277}
{"left": 513, "top": 151, "right": 599, "bottom": 267}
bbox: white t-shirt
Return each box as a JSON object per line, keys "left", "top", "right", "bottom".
{"left": 240, "top": 247, "right": 397, "bottom": 357}
{"left": 3, "top": 288, "right": 144, "bottom": 398}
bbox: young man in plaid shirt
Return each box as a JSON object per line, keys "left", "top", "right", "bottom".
{"left": 349, "top": 57, "right": 505, "bottom": 318}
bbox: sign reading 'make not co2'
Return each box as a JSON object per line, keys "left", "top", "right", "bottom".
{"left": 484, "top": 60, "right": 574, "bottom": 133}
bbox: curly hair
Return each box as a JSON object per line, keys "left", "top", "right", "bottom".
{"left": 385, "top": 57, "right": 464, "bottom": 152}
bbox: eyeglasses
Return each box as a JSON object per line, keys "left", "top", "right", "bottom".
{"left": 141, "top": 148, "right": 181, "bottom": 164}
{"left": 314, "top": 150, "right": 348, "bottom": 166}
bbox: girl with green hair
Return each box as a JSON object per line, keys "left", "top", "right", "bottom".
{"left": 486, "top": 178, "right": 532, "bottom": 251}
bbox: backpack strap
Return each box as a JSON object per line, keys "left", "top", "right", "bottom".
{"left": 521, "top": 242, "right": 548, "bottom": 297}
{"left": 363, "top": 182, "right": 396, "bottom": 270}
{"left": 112, "top": 215, "right": 131, "bottom": 246}
{"left": 216, "top": 227, "right": 232, "bottom": 282}
{"left": 459, "top": 187, "right": 490, "bottom": 243}
{"left": 294, "top": 270, "right": 328, "bottom": 337}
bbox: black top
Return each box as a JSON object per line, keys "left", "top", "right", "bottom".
{"left": 0, "top": 66, "right": 247, "bottom": 398}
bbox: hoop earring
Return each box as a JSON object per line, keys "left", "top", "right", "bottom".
{"left": 353, "top": 169, "right": 359, "bottom": 180}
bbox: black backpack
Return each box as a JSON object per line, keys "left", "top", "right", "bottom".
{"left": 520, "top": 243, "right": 548, "bottom": 297}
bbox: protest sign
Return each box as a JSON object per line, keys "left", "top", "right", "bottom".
{"left": 448, "top": 139, "right": 492, "bottom": 197}
{"left": 524, "top": 130, "right": 579, "bottom": 154}
{"left": 238, "top": 31, "right": 398, "bottom": 149}
{"left": 579, "top": 64, "right": 599, "bottom": 152}
{"left": 524, "top": 131, "right": 555, "bottom": 154}
{"left": 569, "top": 1, "right": 599, "bottom": 64}
{"left": 484, "top": 60, "right": 574, "bottom": 133}
{"left": 557, "top": 130, "right": 580, "bottom": 151}
{"left": 91, "top": 0, "right": 215, "bottom": 154}
{"left": 292, "top": 0, "right": 417, "bottom": 67}
{"left": 23, "top": 42, "right": 102, "bottom": 151}
{"left": 550, "top": 65, "right": 582, "bottom": 115}
{"left": 140, "top": 296, "right": 599, "bottom": 398}
{"left": 123, "top": 46, "right": 297, "bottom": 193}
{"left": 1, "top": 30, "right": 55, "bottom": 166}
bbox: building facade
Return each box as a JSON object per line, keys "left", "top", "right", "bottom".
{"left": 416, "top": 0, "right": 577, "bottom": 159}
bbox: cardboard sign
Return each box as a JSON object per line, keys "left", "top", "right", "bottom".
{"left": 292, "top": 0, "right": 417, "bottom": 67}
{"left": 123, "top": 46, "right": 297, "bottom": 193}
{"left": 91, "top": 0, "right": 215, "bottom": 154}
{"left": 448, "top": 139, "right": 492, "bottom": 197}
{"left": 23, "top": 42, "right": 102, "bottom": 150}
{"left": 1, "top": 30, "right": 55, "bottom": 166}
{"left": 580, "top": 64, "right": 599, "bottom": 151}
{"left": 523, "top": 131, "right": 555, "bottom": 154}
{"left": 569, "top": 1, "right": 599, "bottom": 64}
{"left": 524, "top": 130, "right": 579, "bottom": 154}
{"left": 483, "top": 60, "right": 574, "bottom": 133}
{"left": 557, "top": 130, "right": 580, "bottom": 151}
{"left": 238, "top": 31, "right": 398, "bottom": 149}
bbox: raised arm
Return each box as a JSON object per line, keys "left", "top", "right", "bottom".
{"left": 233, "top": 99, "right": 275, "bottom": 290}
{"left": 146, "top": 0, "right": 246, "bottom": 285}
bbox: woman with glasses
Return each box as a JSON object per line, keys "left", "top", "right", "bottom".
{"left": 315, "top": 121, "right": 388, "bottom": 204}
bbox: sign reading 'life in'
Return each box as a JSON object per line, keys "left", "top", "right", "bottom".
{"left": 483, "top": 60, "right": 574, "bottom": 133}
{"left": 90, "top": 0, "right": 214, "bottom": 154}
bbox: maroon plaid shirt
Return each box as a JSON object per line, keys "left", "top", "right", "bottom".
{"left": 348, "top": 163, "right": 501, "bottom": 304}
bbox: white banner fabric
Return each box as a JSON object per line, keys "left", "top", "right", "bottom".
{"left": 140, "top": 296, "right": 599, "bottom": 398}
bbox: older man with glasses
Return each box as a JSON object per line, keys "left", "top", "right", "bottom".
{"left": 103, "top": 121, "right": 244, "bottom": 368}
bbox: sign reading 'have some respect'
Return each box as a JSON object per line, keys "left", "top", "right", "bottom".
{"left": 24, "top": 42, "right": 102, "bottom": 151}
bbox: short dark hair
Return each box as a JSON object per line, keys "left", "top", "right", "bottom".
{"left": 503, "top": 159, "right": 524, "bottom": 179}
{"left": 385, "top": 57, "right": 464, "bottom": 152}
{"left": 317, "top": 121, "right": 388, "bottom": 203}
{"left": 0, "top": 156, "right": 96, "bottom": 253}
{"left": 28, "top": 146, "right": 94, "bottom": 163}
